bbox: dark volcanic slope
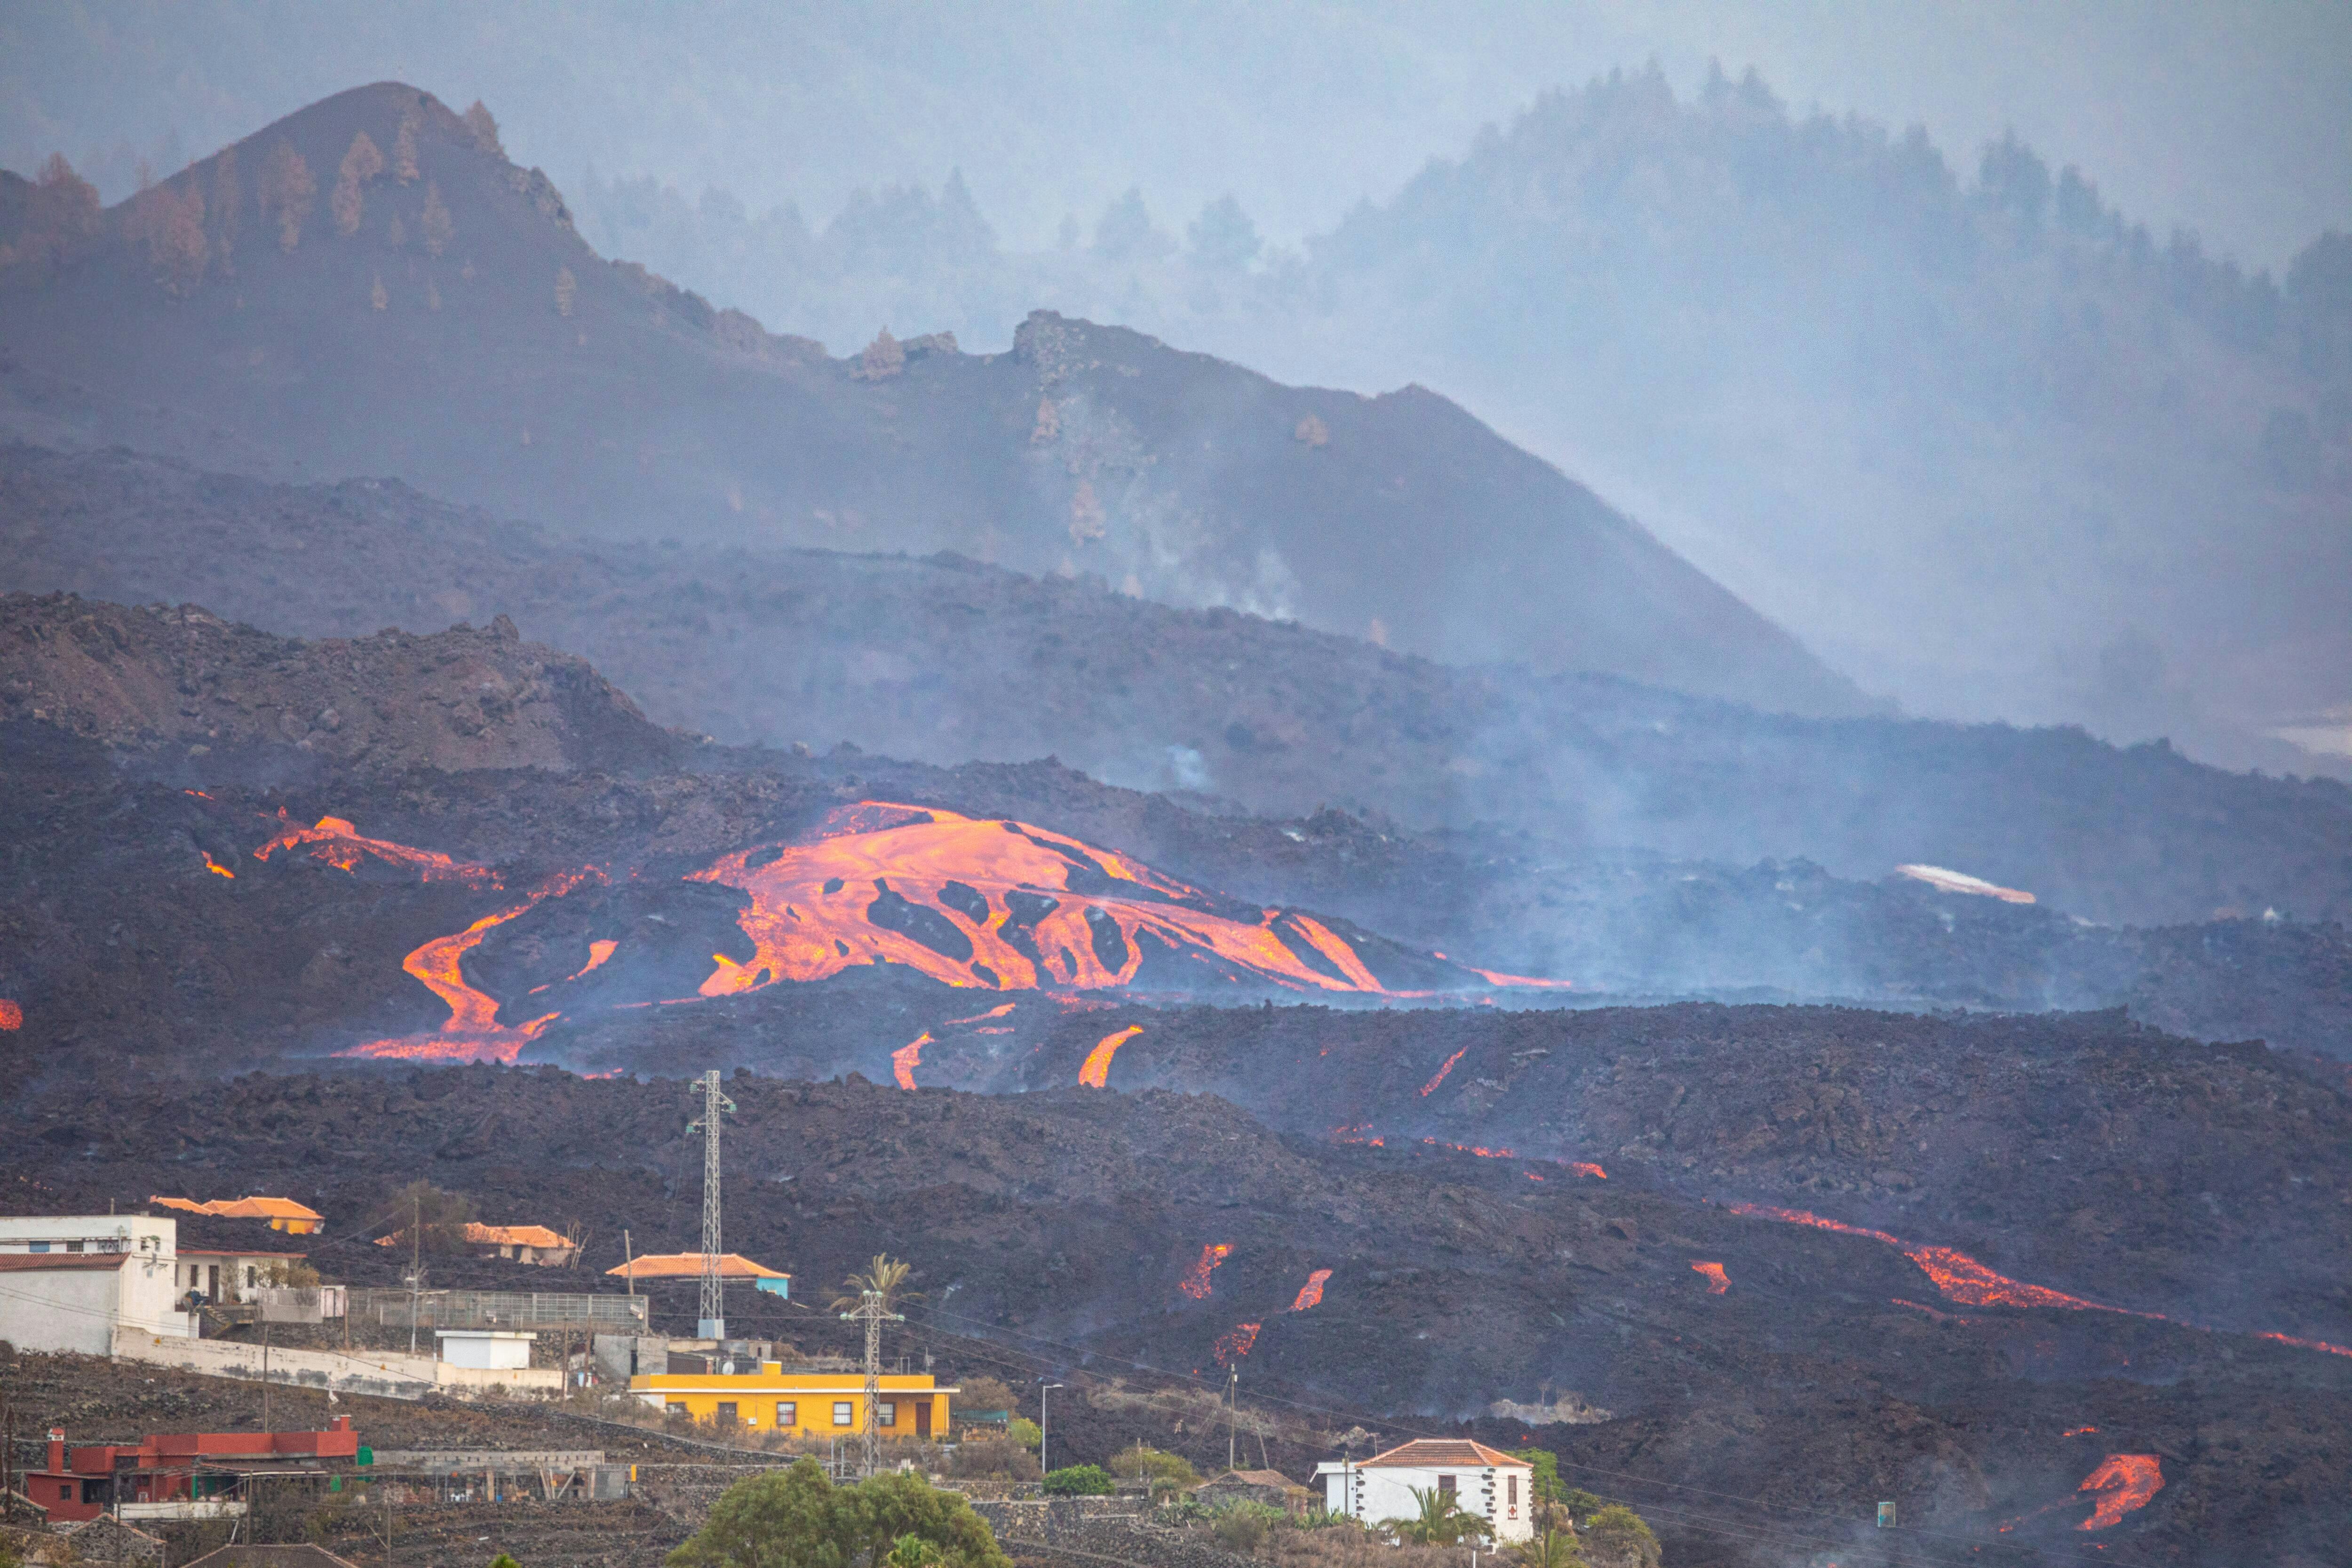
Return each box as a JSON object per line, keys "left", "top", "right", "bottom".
{"left": 0, "top": 592, "right": 678, "bottom": 775}
{"left": 6, "top": 446, "right": 2352, "bottom": 929}
{"left": 0, "top": 82, "right": 1858, "bottom": 720}
{"left": 7, "top": 1068, "right": 2347, "bottom": 1568}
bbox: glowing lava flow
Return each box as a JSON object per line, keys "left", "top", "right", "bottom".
{"left": 2076, "top": 1456, "right": 2162, "bottom": 1530}
{"left": 253, "top": 812, "right": 497, "bottom": 887}
{"left": 687, "top": 802, "right": 1406, "bottom": 996}
{"left": 1691, "top": 1262, "right": 1730, "bottom": 1294}
{"left": 1080, "top": 1025, "right": 1144, "bottom": 1088}
{"left": 1289, "top": 1269, "right": 1333, "bottom": 1312}
{"left": 1420, "top": 1048, "right": 1468, "bottom": 1096}
{"left": 1178, "top": 1242, "right": 1233, "bottom": 1299}
{"left": 1735, "top": 1202, "right": 2352, "bottom": 1359}
{"left": 893, "top": 1033, "right": 933, "bottom": 1091}
{"left": 0, "top": 1000, "right": 20, "bottom": 1031}
{"left": 339, "top": 868, "right": 607, "bottom": 1063}
{"left": 1211, "top": 1322, "right": 1262, "bottom": 1366}
{"left": 569, "top": 940, "right": 619, "bottom": 980}
{"left": 1464, "top": 967, "right": 1575, "bottom": 989}
{"left": 201, "top": 852, "right": 235, "bottom": 879}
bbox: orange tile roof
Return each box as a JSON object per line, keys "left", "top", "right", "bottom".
{"left": 605, "top": 1252, "right": 788, "bottom": 1281}
{"left": 1359, "top": 1440, "right": 1531, "bottom": 1469}
{"left": 150, "top": 1195, "right": 323, "bottom": 1221}
{"left": 466, "top": 1224, "right": 570, "bottom": 1249}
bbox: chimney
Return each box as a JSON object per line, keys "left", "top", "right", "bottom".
{"left": 333, "top": 1415, "right": 353, "bottom": 1433}
{"left": 48, "top": 1428, "right": 65, "bottom": 1472}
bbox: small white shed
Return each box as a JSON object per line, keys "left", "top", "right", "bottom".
{"left": 435, "top": 1329, "right": 536, "bottom": 1370}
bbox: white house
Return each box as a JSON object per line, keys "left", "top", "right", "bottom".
{"left": 0, "top": 1215, "right": 191, "bottom": 1351}
{"left": 1313, "top": 1439, "right": 1535, "bottom": 1544}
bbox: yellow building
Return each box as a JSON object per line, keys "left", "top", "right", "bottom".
{"left": 629, "top": 1364, "right": 955, "bottom": 1440}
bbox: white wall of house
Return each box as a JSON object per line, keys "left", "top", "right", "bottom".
{"left": 1314, "top": 1460, "right": 1534, "bottom": 1544}
{"left": 0, "top": 1261, "right": 125, "bottom": 1355}
{"left": 0, "top": 1216, "right": 190, "bottom": 1340}
{"left": 437, "top": 1330, "right": 536, "bottom": 1369}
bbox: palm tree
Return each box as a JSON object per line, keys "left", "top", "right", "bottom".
{"left": 1510, "top": 1528, "right": 1586, "bottom": 1567}
{"left": 1386, "top": 1485, "right": 1495, "bottom": 1546}
{"left": 829, "top": 1253, "right": 922, "bottom": 1313}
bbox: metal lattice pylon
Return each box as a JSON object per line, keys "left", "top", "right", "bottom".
{"left": 687, "top": 1070, "right": 735, "bottom": 1338}
{"left": 839, "top": 1288, "right": 903, "bottom": 1478}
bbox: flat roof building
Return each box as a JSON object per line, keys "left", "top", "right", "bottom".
{"left": 628, "top": 1363, "right": 953, "bottom": 1441}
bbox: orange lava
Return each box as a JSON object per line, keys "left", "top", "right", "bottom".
{"left": 686, "top": 802, "right": 1406, "bottom": 996}
{"left": 893, "top": 1032, "right": 933, "bottom": 1090}
{"left": 1211, "top": 1322, "right": 1261, "bottom": 1366}
{"left": 1568, "top": 1162, "right": 1607, "bottom": 1179}
{"left": 1892, "top": 1297, "right": 1974, "bottom": 1323}
{"left": 1080, "top": 1024, "right": 1144, "bottom": 1088}
{"left": 1691, "top": 1261, "right": 1730, "bottom": 1294}
{"left": 1332, "top": 1124, "right": 1386, "bottom": 1148}
{"left": 0, "top": 1000, "right": 20, "bottom": 1031}
{"left": 2256, "top": 1330, "right": 2352, "bottom": 1358}
{"left": 1289, "top": 1268, "right": 1333, "bottom": 1312}
{"left": 1464, "top": 967, "right": 1575, "bottom": 989}
{"left": 201, "top": 852, "right": 236, "bottom": 879}
{"left": 253, "top": 812, "right": 497, "bottom": 887}
{"left": 569, "top": 939, "right": 619, "bottom": 980}
{"left": 2076, "top": 1456, "right": 2162, "bottom": 1530}
{"left": 1734, "top": 1202, "right": 2159, "bottom": 1318}
{"left": 1178, "top": 1242, "right": 1233, "bottom": 1300}
{"left": 944, "top": 1003, "right": 1018, "bottom": 1026}
{"left": 339, "top": 868, "right": 606, "bottom": 1063}
{"left": 2064, "top": 1427, "right": 2099, "bottom": 1437}
{"left": 1420, "top": 1048, "right": 1468, "bottom": 1096}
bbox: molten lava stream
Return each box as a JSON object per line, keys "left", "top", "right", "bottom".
{"left": 1079, "top": 1025, "right": 1143, "bottom": 1088}
{"left": 339, "top": 868, "right": 607, "bottom": 1064}
{"left": 1691, "top": 1261, "right": 1730, "bottom": 1294}
{"left": 893, "top": 1033, "right": 933, "bottom": 1091}
{"left": 2077, "top": 1456, "right": 2162, "bottom": 1530}
{"left": 1211, "top": 1322, "right": 1261, "bottom": 1366}
{"left": 0, "top": 1000, "right": 20, "bottom": 1031}
{"left": 687, "top": 801, "right": 1406, "bottom": 997}
{"left": 1288, "top": 1268, "right": 1332, "bottom": 1312}
{"left": 253, "top": 812, "right": 497, "bottom": 886}
{"left": 1178, "top": 1242, "right": 1233, "bottom": 1299}
{"left": 1419, "top": 1047, "right": 1468, "bottom": 1096}
{"left": 201, "top": 852, "right": 235, "bottom": 879}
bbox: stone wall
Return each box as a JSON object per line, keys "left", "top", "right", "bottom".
{"left": 969, "top": 1498, "right": 1257, "bottom": 1568}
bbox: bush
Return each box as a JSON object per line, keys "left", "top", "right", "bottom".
{"left": 1041, "top": 1465, "right": 1116, "bottom": 1497}
{"left": 1006, "top": 1417, "right": 1041, "bottom": 1451}
{"left": 960, "top": 1375, "right": 1017, "bottom": 1414}
{"left": 1577, "top": 1506, "right": 1659, "bottom": 1568}
{"left": 1212, "top": 1500, "right": 1286, "bottom": 1553}
{"left": 1110, "top": 1444, "right": 1201, "bottom": 1492}
{"left": 943, "top": 1441, "right": 1041, "bottom": 1481}
{"left": 668, "top": 1458, "right": 1009, "bottom": 1568}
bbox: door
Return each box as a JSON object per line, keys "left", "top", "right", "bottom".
{"left": 914, "top": 1401, "right": 932, "bottom": 1438}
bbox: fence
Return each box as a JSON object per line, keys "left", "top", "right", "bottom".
{"left": 348, "top": 1289, "right": 648, "bottom": 1331}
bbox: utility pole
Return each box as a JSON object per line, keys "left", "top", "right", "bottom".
{"left": 1038, "top": 1381, "right": 1063, "bottom": 1476}
{"left": 407, "top": 1192, "right": 422, "bottom": 1356}
{"left": 1227, "top": 1365, "right": 1239, "bottom": 1473}
{"left": 261, "top": 1318, "right": 272, "bottom": 1433}
{"left": 839, "top": 1290, "right": 904, "bottom": 1479}
{"left": 688, "top": 1070, "right": 735, "bottom": 1340}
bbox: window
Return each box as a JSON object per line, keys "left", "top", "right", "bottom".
{"left": 716, "top": 1402, "right": 739, "bottom": 1426}
{"left": 877, "top": 1402, "right": 896, "bottom": 1427}
{"left": 65, "top": 1240, "right": 84, "bottom": 1253}
{"left": 28, "top": 1242, "right": 48, "bottom": 1253}
{"left": 667, "top": 1402, "right": 688, "bottom": 1416}
{"left": 1508, "top": 1475, "right": 1518, "bottom": 1506}
{"left": 1438, "top": 1475, "right": 1456, "bottom": 1496}
{"left": 776, "top": 1402, "right": 797, "bottom": 1428}
{"left": 833, "top": 1402, "right": 855, "bottom": 1427}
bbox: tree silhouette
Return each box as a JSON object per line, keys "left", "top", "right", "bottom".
{"left": 463, "top": 101, "right": 504, "bottom": 157}
{"left": 1092, "top": 187, "right": 1172, "bottom": 265}
{"left": 420, "top": 181, "right": 455, "bottom": 256}
{"left": 333, "top": 130, "right": 385, "bottom": 236}
{"left": 393, "top": 110, "right": 422, "bottom": 183}
{"left": 259, "top": 141, "right": 315, "bottom": 251}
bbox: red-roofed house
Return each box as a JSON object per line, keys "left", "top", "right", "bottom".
{"left": 1313, "top": 1439, "right": 1534, "bottom": 1542}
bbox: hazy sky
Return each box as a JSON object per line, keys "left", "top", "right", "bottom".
{"left": 6, "top": 0, "right": 2347, "bottom": 271}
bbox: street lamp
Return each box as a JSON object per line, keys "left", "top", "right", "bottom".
{"left": 1038, "top": 1380, "right": 1064, "bottom": 1476}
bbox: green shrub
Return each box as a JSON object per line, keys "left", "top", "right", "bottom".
{"left": 1110, "top": 1445, "right": 1201, "bottom": 1491}
{"left": 1006, "top": 1417, "right": 1042, "bottom": 1451}
{"left": 1211, "top": 1501, "right": 1284, "bottom": 1553}
{"left": 1041, "top": 1465, "right": 1116, "bottom": 1497}
{"left": 667, "top": 1457, "right": 1010, "bottom": 1568}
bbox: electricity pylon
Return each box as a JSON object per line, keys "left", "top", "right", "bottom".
{"left": 688, "top": 1070, "right": 735, "bottom": 1338}
{"left": 839, "top": 1289, "right": 903, "bottom": 1478}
